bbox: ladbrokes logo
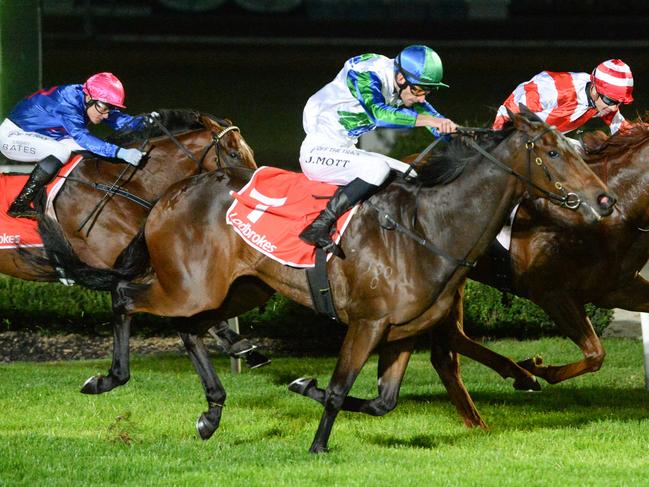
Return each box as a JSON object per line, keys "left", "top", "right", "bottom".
{"left": 229, "top": 212, "right": 277, "bottom": 252}
{"left": 0, "top": 233, "right": 20, "bottom": 245}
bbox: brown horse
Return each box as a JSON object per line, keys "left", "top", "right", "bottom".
{"left": 7, "top": 108, "right": 257, "bottom": 391}
{"left": 429, "top": 123, "right": 649, "bottom": 392}
{"left": 32, "top": 108, "right": 614, "bottom": 452}
{"left": 293, "top": 124, "right": 649, "bottom": 431}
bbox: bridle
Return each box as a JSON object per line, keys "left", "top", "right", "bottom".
{"left": 150, "top": 117, "right": 241, "bottom": 173}
{"left": 373, "top": 124, "right": 585, "bottom": 268}
{"left": 75, "top": 119, "right": 241, "bottom": 235}
{"left": 457, "top": 126, "right": 582, "bottom": 210}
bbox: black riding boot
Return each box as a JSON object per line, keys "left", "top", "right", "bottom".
{"left": 299, "top": 178, "right": 378, "bottom": 256}
{"left": 8, "top": 156, "right": 62, "bottom": 219}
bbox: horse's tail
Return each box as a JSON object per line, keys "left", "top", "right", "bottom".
{"left": 31, "top": 215, "right": 150, "bottom": 292}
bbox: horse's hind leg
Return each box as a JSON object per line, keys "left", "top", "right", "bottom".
{"left": 289, "top": 337, "right": 415, "bottom": 417}
{"left": 178, "top": 329, "right": 226, "bottom": 440}
{"left": 430, "top": 289, "right": 487, "bottom": 428}
{"left": 431, "top": 330, "right": 487, "bottom": 428}
{"left": 81, "top": 312, "right": 132, "bottom": 394}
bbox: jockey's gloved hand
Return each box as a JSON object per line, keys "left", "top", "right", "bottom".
{"left": 144, "top": 111, "right": 161, "bottom": 127}
{"left": 117, "top": 147, "right": 144, "bottom": 166}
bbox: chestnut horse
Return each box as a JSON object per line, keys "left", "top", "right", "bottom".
{"left": 428, "top": 124, "right": 649, "bottom": 394}
{"left": 32, "top": 108, "right": 614, "bottom": 452}
{"left": 7, "top": 109, "right": 256, "bottom": 390}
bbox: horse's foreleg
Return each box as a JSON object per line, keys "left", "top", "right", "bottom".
{"left": 81, "top": 312, "right": 131, "bottom": 394}
{"left": 178, "top": 329, "right": 226, "bottom": 441}
{"left": 289, "top": 338, "right": 414, "bottom": 416}
{"left": 519, "top": 294, "right": 605, "bottom": 384}
{"left": 309, "top": 320, "right": 388, "bottom": 453}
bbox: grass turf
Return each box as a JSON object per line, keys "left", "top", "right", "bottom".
{"left": 1, "top": 337, "right": 648, "bottom": 486}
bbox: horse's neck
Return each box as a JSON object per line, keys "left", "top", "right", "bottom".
{"left": 98, "top": 130, "right": 210, "bottom": 197}
{"left": 416, "top": 150, "right": 522, "bottom": 267}
{"left": 605, "top": 145, "right": 649, "bottom": 228}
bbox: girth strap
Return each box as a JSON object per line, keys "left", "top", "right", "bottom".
{"left": 305, "top": 248, "right": 341, "bottom": 321}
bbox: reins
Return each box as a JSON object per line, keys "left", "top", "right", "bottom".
{"left": 457, "top": 127, "right": 582, "bottom": 210}
{"left": 379, "top": 124, "right": 584, "bottom": 268}
{"left": 71, "top": 117, "right": 240, "bottom": 236}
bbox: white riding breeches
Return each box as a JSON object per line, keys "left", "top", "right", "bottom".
{"left": 0, "top": 118, "right": 82, "bottom": 164}
{"left": 299, "top": 134, "right": 414, "bottom": 186}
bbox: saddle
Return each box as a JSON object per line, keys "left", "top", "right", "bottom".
{"left": 0, "top": 155, "right": 83, "bottom": 249}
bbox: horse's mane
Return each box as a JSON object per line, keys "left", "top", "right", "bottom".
{"left": 107, "top": 108, "right": 232, "bottom": 146}
{"left": 585, "top": 118, "right": 649, "bottom": 163}
{"left": 411, "top": 127, "right": 514, "bottom": 187}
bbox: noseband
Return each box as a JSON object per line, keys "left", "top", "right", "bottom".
{"left": 458, "top": 127, "right": 582, "bottom": 210}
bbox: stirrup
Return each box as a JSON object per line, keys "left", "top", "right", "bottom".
{"left": 322, "top": 240, "right": 344, "bottom": 258}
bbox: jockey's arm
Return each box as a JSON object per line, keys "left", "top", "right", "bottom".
{"left": 104, "top": 111, "right": 145, "bottom": 132}
{"left": 600, "top": 108, "right": 631, "bottom": 134}
{"left": 57, "top": 106, "right": 121, "bottom": 158}
{"left": 349, "top": 70, "right": 421, "bottom": 128}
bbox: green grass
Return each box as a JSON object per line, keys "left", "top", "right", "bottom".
{"left": 1, "top": 338, "right": 648, "bottom": 486}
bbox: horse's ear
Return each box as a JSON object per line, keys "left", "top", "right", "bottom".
{"left": 509, "top": 108, "right": 533, "bottom": 132}
{"left": 518, "top": 103, "right": 544, "bottom": 124}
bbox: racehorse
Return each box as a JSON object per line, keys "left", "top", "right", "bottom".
{"left": 426, "top": 123, "right": 649, "bottom": 396}
{"left": 290, "top": 124, "right": 649, "bottom": 431}
{"left": 6, "top": 108, "right": 257, "bottom": 391}
{"left": 30, "top": 107, "right": 615, "bottom": 452}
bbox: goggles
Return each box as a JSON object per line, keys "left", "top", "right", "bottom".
{"left": 408, "top": 83, "right": 435, "bottom": 97}
{"left": 598, "top": 93, "right": 621, "bottom": 107}
{"left": 89, "top": 100, "right": 114, "bottom": 114}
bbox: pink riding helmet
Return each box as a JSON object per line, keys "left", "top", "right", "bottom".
{"left": 591, "top": 59, "right": 634, "bottom": 104}
{"left": 83, "top": 72, "right": 126, "bottom": 108}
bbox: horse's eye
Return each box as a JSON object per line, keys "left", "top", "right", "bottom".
{"left": 229, "top": 151, "right": 241, "bottom": 159}
{"left": 548, "top": 150, "right": 559, "bottom": 158}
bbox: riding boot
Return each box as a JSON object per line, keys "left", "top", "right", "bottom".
{"left": 8, "top": 156, "right": 62, "bottom": 219}
{"left": 299, "top": 177, "right": 379, "bottom": 257}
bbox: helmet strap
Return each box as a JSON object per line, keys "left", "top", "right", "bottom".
{"left": 395, "top": 71, "right": 409, "bottom": 97}
{"left": 585, "top": 82, "right": 596, "bottom": 109}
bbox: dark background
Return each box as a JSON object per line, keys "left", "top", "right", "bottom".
{"left": 40, "top": 0, "right": 649, "bottom": 167}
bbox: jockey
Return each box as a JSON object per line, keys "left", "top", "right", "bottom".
{"left": 299, "top": 45, "right": 457, "bottom": 255}
{"left": 493, "top": 59, "right": 634, "bottom": 136}
{"left": 0, "top": 72, "right": 146, "bottom": 219}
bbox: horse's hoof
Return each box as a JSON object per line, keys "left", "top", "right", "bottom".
{"left": 244, "top": 351, "right": 271, "bottom": 369}
{"left": 513, "top": 375, "right": 541, "bottom": 391}
{"left": 309, "top": 443, "right": 329, "bottom": 454}
{"left": 196, "top": 413, "right": 219, "bottom": 440}
{"left": 518, "top": 355, "right": 544, "bottom": 372}
{"left": 80, "top": 375, "right": 103, "bottom": 394}
{"left": 288, "top": 377, "right": 317, "bottom": 396}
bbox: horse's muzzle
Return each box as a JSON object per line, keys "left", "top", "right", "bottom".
{"left": 596, "top": 192, "right": 616, "bottom": 216}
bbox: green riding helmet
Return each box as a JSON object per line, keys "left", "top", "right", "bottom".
{"left": 395, "top": 45, "right": 449, "bottom": 89}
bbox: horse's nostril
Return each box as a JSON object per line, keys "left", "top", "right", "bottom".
{"left": 597, "top": 193, "right": 616, "bottom": 209}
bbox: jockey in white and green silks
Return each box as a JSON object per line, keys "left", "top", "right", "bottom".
{"left": 299, "top": 44, "right": 457, "bottom": 256}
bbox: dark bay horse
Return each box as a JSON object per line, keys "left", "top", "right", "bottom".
{"left": 5, "top": 109, "right": 257, "bottom": 390}
{"left": 32, "top": 108, "right": 614, "bottom": 452}
{"left": 296, "top": 124, "right": 649, "bottom": 431}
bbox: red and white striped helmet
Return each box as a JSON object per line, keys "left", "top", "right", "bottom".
{"left": 591, "top": 59, "right": 634, "bottom": 104}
